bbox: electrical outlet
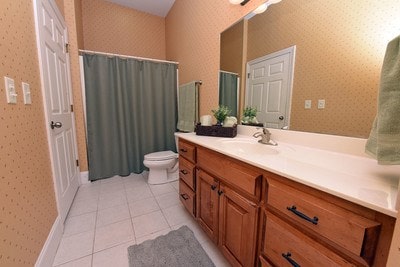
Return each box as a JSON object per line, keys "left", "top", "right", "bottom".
{"left": 318, "top": 99, "right": 326, "bottom": 109}
{"left": 4, "top": 76, "right": 17, "bottom": 104}
{"left": 305, "top": 100, "right": 312, "bottom": 109}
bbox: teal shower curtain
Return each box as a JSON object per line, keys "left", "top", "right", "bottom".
{"left": 83, "top": 54, "right": 178, "bottom": 181}
{"left": 219, "top": 71, "right": 238, "bottom": 117}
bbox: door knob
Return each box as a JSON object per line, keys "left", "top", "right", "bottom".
{"left": 50, "top": 121, "right": 62, "bottom": 129}
{"left": 279, "top": 116, "right": 284, "bottom": 120}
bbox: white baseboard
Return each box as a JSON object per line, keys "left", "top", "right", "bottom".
{"left": 35, "top": 216, "right": 63, "bottom": 267}
{"left": 80, "top": 171, "right": 89, "bottom": 184}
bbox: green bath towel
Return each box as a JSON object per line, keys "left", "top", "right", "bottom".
{"left": 365, "top": 35, "right": 400, "bottom": 165}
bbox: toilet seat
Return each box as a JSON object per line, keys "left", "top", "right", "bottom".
{"left": 144, "top": 150, "right": 177, "bottom": 161}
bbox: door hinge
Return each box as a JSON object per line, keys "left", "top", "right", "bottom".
{"left": 65, "top": 43, "right": 70, "bottom": 53}
{"left": 247, "top": 73, "right": 250, "bottom": 78}
{"left": 76, "top": 160, "right": 79, "bottom": 167}
{"left": 70, "top": 104, "right": 74, "bottom": 112}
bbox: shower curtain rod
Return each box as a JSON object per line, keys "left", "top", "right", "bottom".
{"left": 219, "top": 70, "right": 239, "bottom": 76}
{"left": 78, "top": 49, "right": 179, "bottom": 65}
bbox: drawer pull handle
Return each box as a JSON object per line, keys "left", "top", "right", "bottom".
{"left": 211, "top": 185, "right": 217, "bottom": 191}
{"left": 282, "top": 252, "right": 300, "bottom": 267}
{"left": 180, "top": 169, "right": 188, "bottom": 175}
{"left": 180, "top": 193, "right": 189, "bottom": 200}
{"left": 287, "top": 205, "right": 318, "bottom": 225}
{"left": 180, "top": 148, "right": 188, "bottom": 153}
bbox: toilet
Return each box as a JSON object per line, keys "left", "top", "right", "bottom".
{"left": 143, "top": 150, "right": 179, "bottom": 185}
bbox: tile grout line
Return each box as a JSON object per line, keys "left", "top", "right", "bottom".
{"left": 124, "top": 175, "right": 137, "bottom": 245}
{"left": 90, "top": 182, "right": 101, "bottom": 267}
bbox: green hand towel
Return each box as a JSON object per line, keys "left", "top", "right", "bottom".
{"left": 365, "top": 35, "right": 400, "bottom": 165}
{"left": 177, "top": 82, "right": 199, "bottom": 132}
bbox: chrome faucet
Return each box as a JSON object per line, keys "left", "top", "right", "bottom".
{"left": 253, "top": 127, "right": 277, "bottom": 146}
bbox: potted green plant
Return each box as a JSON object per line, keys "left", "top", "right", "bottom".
{"left": 242, "top": 106, "right": 258, "bottom": 124}
{"left": 212, "top": 105, "right": 231, "bottom": 126}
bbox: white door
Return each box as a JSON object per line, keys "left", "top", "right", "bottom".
{"left": 34, "top": 0, "right": 79, "bottom": 222}
{"left": 246, "top": 46, "right": 295, "bottom": 129}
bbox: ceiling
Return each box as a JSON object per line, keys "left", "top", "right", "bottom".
{"left": 106, "top": 0, "right": 176, "bottom": 17}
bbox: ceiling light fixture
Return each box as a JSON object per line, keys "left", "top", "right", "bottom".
{"left": 253, "top": 3, "right": 268, "bottom": 14}
{"left": 253, "top": 0, "right": 283, "bottom": 14}
{"left": 229, "top": 0, "right": 251, "bottom": 6}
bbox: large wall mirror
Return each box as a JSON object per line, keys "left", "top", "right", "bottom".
{"left": 219, "top": 0, "right": 400, "bottom": 138}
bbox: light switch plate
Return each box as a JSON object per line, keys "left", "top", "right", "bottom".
{"left": 4, "top": 76, "right": 17, "bottom": 104}
{"left": 318, "top": 99, "right": 326, "bottom": 109}
{"left": 22, "top": 82, "right": 32, "bottom": 105}
{"left": 305, "top": 100, "right": 312, "bottom": 109}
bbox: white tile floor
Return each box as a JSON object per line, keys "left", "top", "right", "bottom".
{"left": 53, "top": 172, "right": 230, "bottom": 267}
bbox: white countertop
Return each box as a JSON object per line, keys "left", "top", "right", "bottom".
{"left": 175, "top": 131, "right": 400, "bottom": 217}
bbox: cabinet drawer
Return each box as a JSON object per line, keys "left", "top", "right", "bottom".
{"left": 179, "top": 156, "right": 195, "bottom": 190}
{"left": 263, "top": 211, "right": 355, "bottom": 267}
{"left": 266, "top": 178, "right": 380, "bottom": 261}
{"left": 178, "top": 139, "right": 196, "bottom": 163}
{"left": 197, "top": 146, "right": 262, "bottom": 198}
{"left": 179, "top": 179, "right": 195, "bottom": 217}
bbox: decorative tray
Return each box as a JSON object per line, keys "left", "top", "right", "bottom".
{"left": 195, "top": 123, "right": 237, "bottom": 138}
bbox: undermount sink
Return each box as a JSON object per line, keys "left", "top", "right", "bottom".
{"left": 218, "top": 138, "right": 279, "bottom": 155}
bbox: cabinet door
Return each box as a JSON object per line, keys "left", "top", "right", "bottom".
{"left": 219, "top": 184, "right": 258, "bottom": 267}
{"left": 196, "top": 169, "right": 219, "bottom": 243}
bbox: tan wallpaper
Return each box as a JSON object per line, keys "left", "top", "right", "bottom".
{"left": 64, "top": 0, "right": 88, "bottom": 171}
{"left": 220, "top": 20, "right": 244, "bottom": 74}
{"left": 246, "top": 0, "right": 400, "bottom": 138}
{"left": 81, "top": 0, "right": 166, "bottom": 59}
{"left": 165, "top": 0, "right": 265, "bottom": 118}
{"left": 74, "top": 0, "right": 84, "bottom": 49}
{"left": 0, "top": 0, "right": 57, "bottom": 266}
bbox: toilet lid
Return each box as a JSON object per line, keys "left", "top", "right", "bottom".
{"left": 144, "top": 150, "right": 177, "bottom": 161}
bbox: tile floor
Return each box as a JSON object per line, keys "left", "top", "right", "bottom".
{"left": 53, "top": 172, "right": 230, "bottom": 267}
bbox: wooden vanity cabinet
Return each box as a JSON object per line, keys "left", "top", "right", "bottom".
{"left": 196, "top": 146, "right": 262, "bottom": 267}
{"left": 177, "top": 137, "right": 395, "bottom": 267}
{"left": 219, "top": 184, "right": 258, "bottom": 267}
{"left": 260, "top": 173, "right": 395, "bottom": 267}
{"left": 196, "top": 169, "right": 220, "bottom": 243}
{"left": 178, "top": 139, "right": 196, "bottom": 216}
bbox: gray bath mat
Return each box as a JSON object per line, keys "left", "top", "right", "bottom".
{"left": 127, "top": 225, "right": 215, "bottom": 267}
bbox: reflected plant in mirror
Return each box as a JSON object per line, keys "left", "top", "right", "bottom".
{"left": 242, "top": 106, "right": 260, "bottom": 125}
{"left": 219, "top": 0, "right": 400, "bottom": 137}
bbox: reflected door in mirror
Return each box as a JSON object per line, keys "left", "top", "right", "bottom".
{"left": 246, "top": 46, "right": 295, "bottom": 129}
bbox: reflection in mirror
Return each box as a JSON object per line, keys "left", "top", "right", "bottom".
{"left": 219, "top": 70, "right": 239, "bottom": 117}
{"left": 219, "top": 0, "right": 400, "bottom": 137}
{"left": 245, "top": 46, "right": 295, "bottom": 129}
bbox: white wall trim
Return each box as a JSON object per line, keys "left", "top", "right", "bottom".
{"left": 80, "top": 171, "right": 89, "bottom": 184}
{"left": 35, "top": 216, "right": 63, "bottom": 267}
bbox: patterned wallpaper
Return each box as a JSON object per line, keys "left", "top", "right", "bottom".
{"left": 74, "top": 0, "right": 84, "bottom": 49}
{"left": 166, "top": 0, "right": 265, "bottom": 120}
{"left": 0, "top": 0, "right": 57, "bottom": 266}
{"left": 81, "top": 0, "right": 166, "bottom": 59}
{"left": 220, "top": 20, "right": 244, "bottom": 75}
{"left": 246, "top": 0, "right": 400, "bottom": 137}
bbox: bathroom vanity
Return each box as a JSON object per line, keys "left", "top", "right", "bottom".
{"left": 176, "top": 128, "right": 399, "bottom": 267}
